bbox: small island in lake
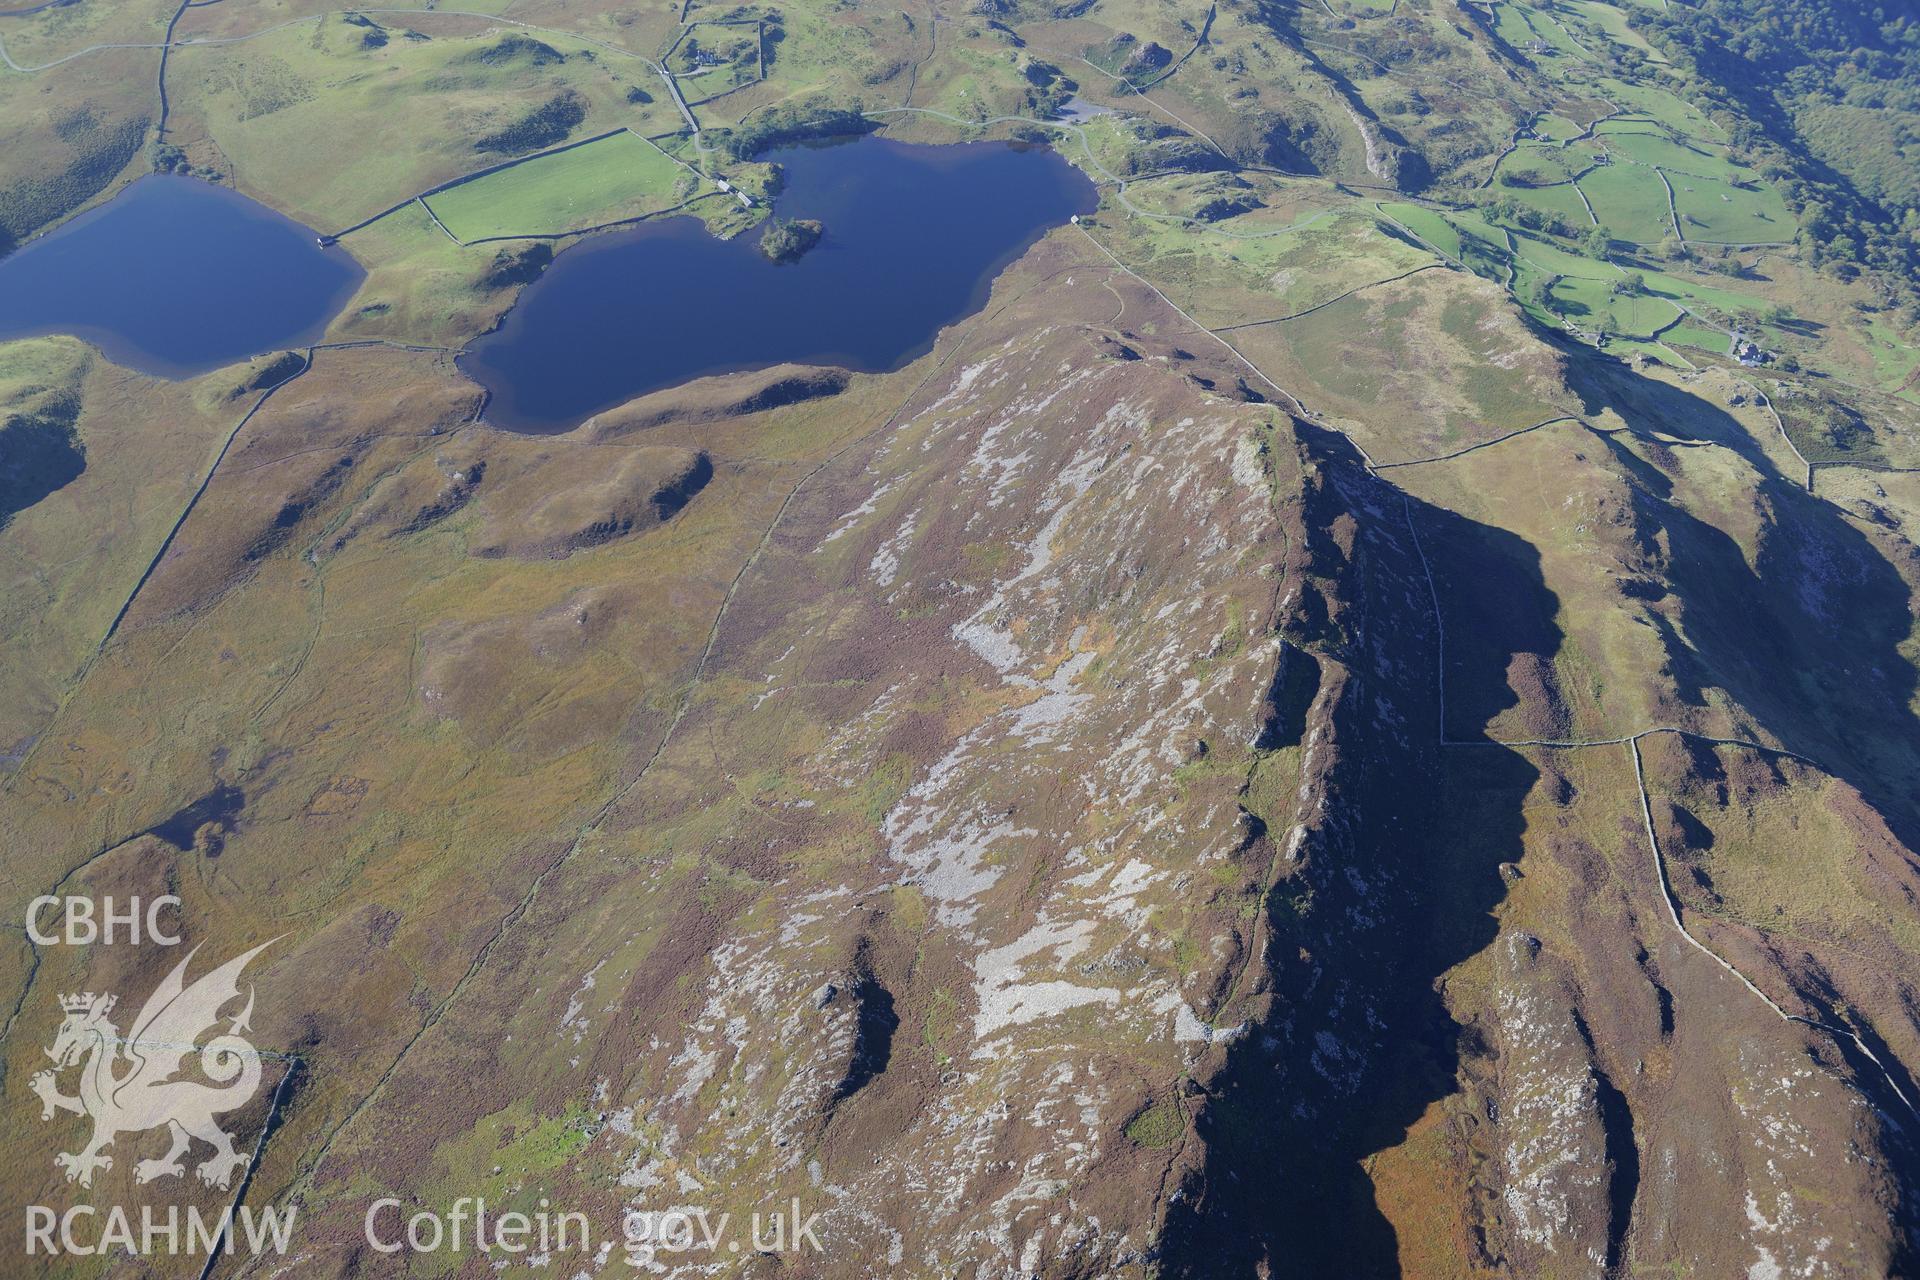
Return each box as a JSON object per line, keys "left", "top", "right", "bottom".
{"left": 758, "top": 217, "right": 824, "bottom": 263}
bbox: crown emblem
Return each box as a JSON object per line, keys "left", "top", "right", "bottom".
{"left": 58, "top": 992, "right": 113, "bottom": 1015}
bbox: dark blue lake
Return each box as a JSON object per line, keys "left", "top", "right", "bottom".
{"left": 0, "top": 175, "right": 362, "bottom": 377}
{"left": 462, "top": 137, "right": 1097, "bottom": 432}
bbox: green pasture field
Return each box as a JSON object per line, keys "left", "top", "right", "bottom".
{"left": 1576, "top": 163, "right": 1674, "bottom": 244}
{"left": 1506, "top": 227, "right": 1609, "bottom": 281}
{"left": 423, "top": 131, "right": 700, "bottom": 242}
{"left": 1536, "top": 4, "right": 1602, "bottom": 60}
{"left": 1599, "top": 80, "right": 1722, "bottom": 137}
{"left": 1111, "top": 203, "right": 1436, "bottom": 327}
{"left": 1606, "top": 336, "right": 1693, "bottom": 365}
{"left": 1507, "top": 180, "right": 1595, "bottom": 229}
{"left": 1634, "top": 271, "right": 1765, "bottom": 320}
{"left": 1662, "top": 320, "right": 1732, "bottom": 353}
{"left": 1549, "top": 274, "right": 1677, "bottom": 339}
{"left": 1531, "top": 113, "right": 1583, "bottom": 142}
{"left": 1862, "top": 316, "right": 1920, "bottom": 394}
{"left": 1561, "top": 0, "right": 1667, "bottom": 62}
{"left": 1489, "top": 2, "right": 1539, "bottom": 50}
{"left": 1378, "top": 202, "right": 1462, "bottom": 261}
{"left": 1497, "top": 140, "right": 1602, "bottom": 186}
{"left": 1448, "top": 210, "right": 1522, "bottom": 280}
{"left": 1638, "top": 272, "right": 1783, "bottom": 346}
{"left": 1387, "top": 205, "right": 1789, "bottom": 360}
{"left": 1494, "top": 3, "right": 1589, "bottom": 63}
{"left": 1378, "top": 203, "right": 1515, "bottom": 282}
{"left": 1668, "top": 172, "right": 1794, "bottom": 244}
{"left": 1596, "top": 126, "right": 1742, "bottom": 181}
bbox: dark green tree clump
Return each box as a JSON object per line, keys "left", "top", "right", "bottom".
{"left": 721, "top": 102, "right": 875, "bottom": 162}
{"left": 482, "top": 243, "right": 555, "bottom": 288}
{"left": 475, "top": 91, "right": 586, "bottom": 155}
{"left": 758, "top": 217, "right": 823, "bottom": 263}
{"left": 465, "top": 36, "right": 567, "bottom": 66}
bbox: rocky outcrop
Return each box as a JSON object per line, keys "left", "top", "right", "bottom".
{"left": 588, "top": 363, "right": 850, "bottom": 438}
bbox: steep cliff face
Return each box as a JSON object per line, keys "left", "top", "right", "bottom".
{"left": 1151, "top": 422, "right": 1536, "bottom": 1277}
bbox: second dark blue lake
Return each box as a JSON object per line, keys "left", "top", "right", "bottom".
{"left": 0, "top": 175, "right": 363, "bottom": 377}
{"left": 459, "top": 137, "right": 1097, "bottom": 432}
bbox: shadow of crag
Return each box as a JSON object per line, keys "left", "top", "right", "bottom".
{"left": 1160, "top": 423, "right": 1553, "bottom": 1277}
{"left": 1573, "top": 360, "right": 1920, "bottom": 842}
{"left": 0, "top": 393, "right": 84, "bottom": 531}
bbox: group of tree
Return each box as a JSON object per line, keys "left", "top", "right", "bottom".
{"left": 1484, "top": 195, "right": 1582, "bottom": 241}
{"left": 720, "top": 101, "right": 875, "bottom": 162}
{"left": 1636, "top": 0, "right": 1920, "bottom": 312}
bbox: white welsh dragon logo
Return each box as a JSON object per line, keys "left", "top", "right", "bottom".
{"left": 30, "top": 942, "right": 271, "bottom": 1191}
